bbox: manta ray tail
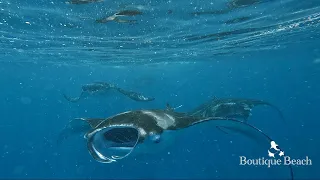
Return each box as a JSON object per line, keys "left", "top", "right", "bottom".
{"left": 252, "top": 100, "right": 286, "bottom": 124}
{"left": 187, "top": 117, "right": 294, "bottom": 180}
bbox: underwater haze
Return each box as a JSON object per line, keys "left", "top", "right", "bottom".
{"left": 0, "top": 0, "right": 319, "bottom": 179}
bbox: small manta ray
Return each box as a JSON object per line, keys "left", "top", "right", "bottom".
{"left": 66, "top": 0, "right": 103, "bottom": 5}
{"left": 96, "top": 10, "right": 143, "bottom": 24}
{"left": 62, "top": 82, "right": 155, "bottom": 102}
{"left": 57, "top": 107, "right": 293, "bottom": 180}
{"left": 188, "top": 97, "right": 286, "bottom": 124}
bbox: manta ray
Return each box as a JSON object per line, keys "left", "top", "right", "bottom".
{"left": 188, "top": 97, "right": 285, "bottom": 123}
{"left": 57, "top": 107, "right": 294, "bottom": 180}
{"left": 65, "top": 0, "right": 103, "bottom": 4}
{"left": 96, "top": 10, "right": 143, "bottom": 24}
{"left": 62, "top": 82, "right": 155, "bottom": 102}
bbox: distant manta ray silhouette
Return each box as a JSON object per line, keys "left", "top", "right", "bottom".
{"left": 65, "top": 0, "right": 103, "bottom": 5}
{"left": 62, "top": 82, "right": 155, "bottom": 102}
{"left": 57, "top": 105, "right": 293, "bottom": 180}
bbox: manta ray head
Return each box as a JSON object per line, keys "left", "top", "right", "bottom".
{"left": 83, "top": 110, "right": 192, "bottom": 163}
{"left": 85, "top": 123, "right": 162, "bottom": 163}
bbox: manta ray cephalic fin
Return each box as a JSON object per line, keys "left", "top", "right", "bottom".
{"left": 57, "top": 117, "right": 105, "bottom": 146}
{"left": 74, "top": 118, "right": 106, "bottom": 129}
{"left": 166, "top": 103, "right": 183, "bottom": 112}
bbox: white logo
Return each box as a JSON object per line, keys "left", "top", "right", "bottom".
{"left": 239, "top": 140, "right": 312, "bottom": 167}
{"left": 268, "top": 141, "right": 284, "bottom": 158}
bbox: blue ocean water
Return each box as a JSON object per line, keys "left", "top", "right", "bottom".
{"left": 1, "top": 0, "right": 319, "bottom": 179}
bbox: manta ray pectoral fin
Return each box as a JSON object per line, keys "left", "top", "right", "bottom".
{"left": 63, "top": 91, "right": 84, "bottom": 103}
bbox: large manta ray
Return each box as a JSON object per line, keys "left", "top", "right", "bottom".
{"left": 188, "top": 97, "right": 285, "bottom": 123}
{"left": 62, "top": 82, "right": 155, "bottom": 102}
{"left": 57, "top": 107, "right": 293, "bottom": 180}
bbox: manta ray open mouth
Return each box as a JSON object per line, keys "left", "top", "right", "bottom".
{"left": 87, "top": 126, "right": 140, "bottom": 163}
